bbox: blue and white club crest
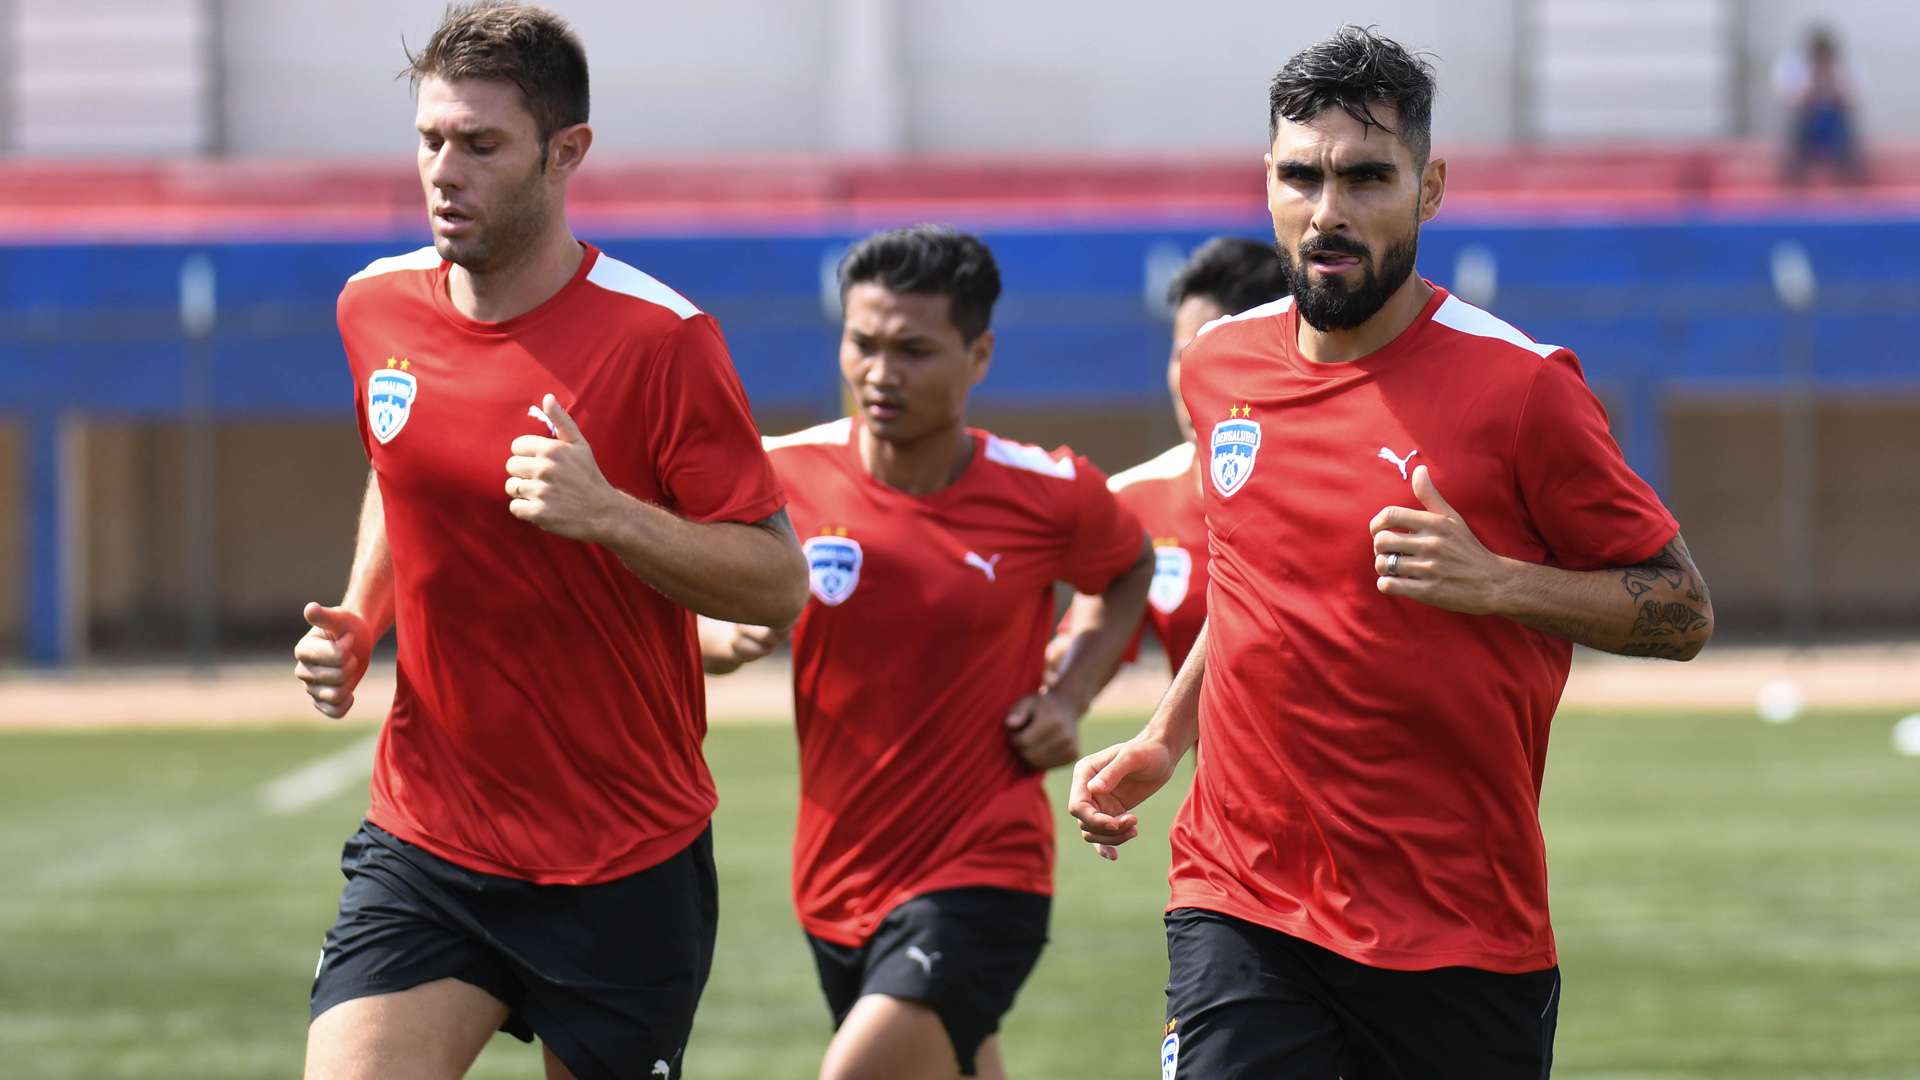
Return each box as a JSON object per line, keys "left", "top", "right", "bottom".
{"left": 367, "top": 364, "right": 418, "bottom": 445}
{"left": 1160, "top": 1030, "right": 1179, "bottom": 1079}
{"left": 803, "top": 534, "right": 863, "bottom": 606}
{"left": 1209, "top": 406, "right": 1261, "bottom": 498}
{"left": 1148, "top": 546, "right": 1192, "bottom": 615}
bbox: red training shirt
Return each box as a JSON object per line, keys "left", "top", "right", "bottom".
{"left": 766, "top": 418, "right": 1146, "bottom": 945}
{"left": 1108, "top": 442, "right": 1211, "bottom": 673}
{"left": 1172, "top": 285, "right": 1679, "bottom": 973}
{"left": 337, "top": 243, "right": 784, "bottom": 884}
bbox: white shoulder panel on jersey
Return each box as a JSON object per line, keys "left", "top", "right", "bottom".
{"left": 762, "top": 417, "right": 853, "bottom": 452}
{"left": 1431, "top": 295, "right": 1561, "bottom": 359}
{"left": 1194, "top": 295, "right": 1294, "bottom": 339}
{"left": 1108, "top": 442, "right": 1195, "bottom": 491}
{"left": 346, "top": 246, "right": 440, "bottom": 283}
{"left": 585, "top": 253, "right": 702, "bottom": 320}
{"left": 984, "top": 434, "right": 1077, "bottom": 480}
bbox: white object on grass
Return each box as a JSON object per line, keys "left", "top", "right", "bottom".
{"left": 1891, "top": 715, "right": 1920, "bottom": 758}
{"left": 1756, "top": 679, "right": 1804, "bottom": 724}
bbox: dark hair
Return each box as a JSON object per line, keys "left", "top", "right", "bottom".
{"left": 406, "top": 2, "right": 589, "bottom": 147}
{"left": 837, "top": 226, "right": 1002, "bottom": 343}
{"left": 1268, "top": 26, "right": 1436, "bottom": 165}
{"left": 1167, "top": 236, "right": 1290, "bottom": 315}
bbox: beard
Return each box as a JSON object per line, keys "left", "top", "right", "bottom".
{"left": 1277, "top": 227, "right": 1420, "bottom": 332}
{"left": 434, "top": 159, "right": 551, "bottom": 274}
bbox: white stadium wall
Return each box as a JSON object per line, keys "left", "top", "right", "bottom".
{"left": 214, "top": 0, "right": 1520, "bottom": 156}
{"left": 891, "top": 0, "right": 1521, "bottom": 151}
{"left": 216, "top": 1, "right": 840, "bottom": 158}
{"left": 191, "top": 0, "right": 1920, "bottom": 160}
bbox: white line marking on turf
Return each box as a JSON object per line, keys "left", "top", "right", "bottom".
{"left": 258, "top": 734, "right": 380, "bottom": 815}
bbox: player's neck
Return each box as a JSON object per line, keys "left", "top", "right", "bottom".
{"left": 447, "top": 227, "right": 585, "bottom": 323}
{"left": 857, "top": 423, "right": 974, "bottom": 496}
{"left": 1295, "top": 273, "right": 1433, "bottom": 365}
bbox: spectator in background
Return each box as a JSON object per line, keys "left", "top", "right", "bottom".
{"left": 1776, "top": 25, "right": 1864, "bottom": 184}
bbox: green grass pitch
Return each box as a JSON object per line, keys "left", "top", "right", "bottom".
{"left": 2, "top": 710, "right": 1916, "bottom": 1078}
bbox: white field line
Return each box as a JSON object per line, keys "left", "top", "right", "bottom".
{"left": 257, "top": 733, "right": 381, "bottom": 815}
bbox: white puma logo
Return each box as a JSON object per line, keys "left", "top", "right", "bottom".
{"left": 963, "top": 552, "right": 1001, "bottom": 582}
{"left": 905, "top": 945, "right": 942, "bottom": 975}
{"left": 1377, "top": 446, "right": 1418, "bottom": 480}
{"left": 527, "top": 405, "right": 558, "bottom": 437}
{"left": 652, "top": 1060, "right": 671, "bottom": 1078}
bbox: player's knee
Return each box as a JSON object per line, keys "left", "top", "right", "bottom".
{"left": 819, "top": 1013, "right": 961, "bottom": 1080}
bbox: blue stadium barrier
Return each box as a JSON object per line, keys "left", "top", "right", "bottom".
{"left": 5, "top": 212, "right": 1920, "bottom": 662}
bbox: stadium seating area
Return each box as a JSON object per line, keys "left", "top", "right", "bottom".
{"left": 3, "top": 142, "right": 1919, "bottom": 240}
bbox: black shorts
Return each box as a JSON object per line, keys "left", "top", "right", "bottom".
{"left": 806, "top": 887, "right": 1050, "bottom": 1077}
{"left": 1163, "top": 908, "right": 1559, "bottom": 1080}
{"left": 310, "top": 821, "right": 718, "bottom": 1080}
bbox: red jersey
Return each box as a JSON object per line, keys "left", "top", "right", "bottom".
{"left": 1172, "top": 286, "right": 1678, "bottom": 972}
{"left": 766, "top": 419, "right": 1146, "bottom": 945}
{"left": 1107, "top": 443, "right": 1210, "bottom": 672}
{"left": 337, "top": 243, "right": 784, "bottom": 885}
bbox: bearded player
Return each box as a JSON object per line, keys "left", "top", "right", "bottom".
{"left": 1070, "top": 28, "right": 1713, "bottom": 1079}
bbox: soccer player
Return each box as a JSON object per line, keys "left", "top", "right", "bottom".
{"left": 1069, "top": 27, "right": 1715, "bottom": 1079}
{"left": 290, "top": 6, "right": 807, "bottom": 1079}
{"left": 700, "top": 226, "right": 1154, "bottom": 1080}
{"left": 1049, "top": 237, "right": 1288, "bottom": 680}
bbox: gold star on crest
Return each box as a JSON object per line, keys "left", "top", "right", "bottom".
{"left": 1228, "top": 404, "right": 1253, "bottom": 419}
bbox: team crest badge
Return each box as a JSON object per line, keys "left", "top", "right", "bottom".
{"left": 368, "top": 359, "right": 417, "bottom": 445}
{"left": 1160, "top": 1030, "right": 1179, "bottom": 1079}
{"left": 1209, "top": 405, "right": 1261, "bottom": 498}
{"left": 803, "top": 532, "right": 863, "bottom": 606}
{"left": 1148, "top": 545, "right": 1191, "bottom": 615}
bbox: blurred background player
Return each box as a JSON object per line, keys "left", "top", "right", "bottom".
{"left": 1071, "top": 27, "right": 1714, "bottom": 1079}
{"left": 291, "top": 5, "right": 807, "bottom": 1079}
{"left": 700, "top": 225, "right": 1153, "bottom": 1080}
{"left": 1049, "top": 236, "right": 1288, "bottom": 684}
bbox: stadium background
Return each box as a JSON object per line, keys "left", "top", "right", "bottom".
{"left": 2, "top": 1, "right": 1918, "bottom": 1077}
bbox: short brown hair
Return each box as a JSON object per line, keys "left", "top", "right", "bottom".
{"left": 406, "top": 2, "right": 589, "bottom": 145}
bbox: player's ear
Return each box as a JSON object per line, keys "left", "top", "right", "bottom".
{"left": 967, "top": 328, "right": 994, "bottom": 387}
{"left": 546, "top": 123, "right": 592, "bottom": 180}
{"left": 1418, "top": 156, "right": 1446, "bottom": 223}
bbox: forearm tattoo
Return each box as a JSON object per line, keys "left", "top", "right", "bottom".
{"left": 1618, "top": 537, "right": 1712, "bottom": 655}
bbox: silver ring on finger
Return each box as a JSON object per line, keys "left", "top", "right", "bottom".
{"left": 1385, "top": 553, "right": 1400, "bottom": 576}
